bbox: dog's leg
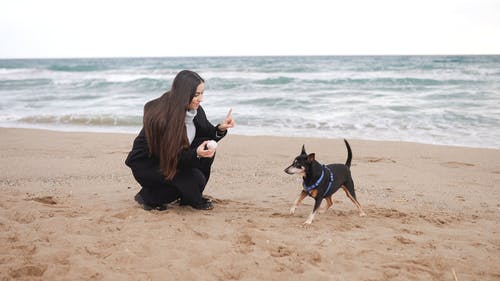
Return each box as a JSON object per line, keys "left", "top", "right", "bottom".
{"left": 342, "top": 184, "right": 366, "bottom": 217}
{"left": 319, "top": 196, "right": 333, "bottom": 214}
{"left": 304, "top": 198, "right": 323, "bottom": 224}
{"left": 290, "top": 190, "right": 308, "bottom": 215}
{"left": 304, "top": 212, "right": 316, "bottom": 225}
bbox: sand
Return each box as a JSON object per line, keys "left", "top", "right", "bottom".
{"left": 1, "top": 127, "right": 499, "bottom": 281}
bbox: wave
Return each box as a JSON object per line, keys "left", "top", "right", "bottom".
{"left": 0, "top": 78, "right": 52, "bottom": 88}
{"left": 255, "top": 76, "right": 296, "bottom": 85}
{"left": 17, "top": 114, "right": 142, "bottom": 127}
{"left": 48, "top": 64, "right": 110, "bottom": 72}
{"left": 236, "top": 96, "right": 310, "bottom": 109}
{"left": 432, "top": 57, "right": 466, "bottom": 63}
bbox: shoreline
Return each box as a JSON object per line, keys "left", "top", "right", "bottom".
{"left": 1, "top": 127, "right": 499, "bottom": 280}
{"left": 1, "top": 125, "right": 499, "bottom": 151}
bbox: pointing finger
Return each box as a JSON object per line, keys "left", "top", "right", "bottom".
{"left": 225, "top": 108, "right": 233, "bottom": 120}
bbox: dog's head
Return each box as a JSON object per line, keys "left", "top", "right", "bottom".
{"left": 284, "top": 145, "right": 316, "bottom": 176}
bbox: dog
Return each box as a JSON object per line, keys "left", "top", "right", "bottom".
{"left": 284, "top": 139, "right": 366, "bottom": 224}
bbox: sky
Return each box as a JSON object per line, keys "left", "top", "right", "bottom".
{"left": 1, "top": 0, "right": 499, "bottom": 58}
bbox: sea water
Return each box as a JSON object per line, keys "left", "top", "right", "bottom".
{"left": 1, "top": 55, "right": 499, "bottom": 149}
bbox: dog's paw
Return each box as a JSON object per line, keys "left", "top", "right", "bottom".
{"left": 359, "top": 211, "right": 367, "bottom": 217}
{"left": 289, "top": 207, "right": 296, "bottom": 215}
{"left": 303, "top": 217, "right": 314, "bottom": 225}
{"left": 302, "top": 220, "right": 313, "bottom": 226}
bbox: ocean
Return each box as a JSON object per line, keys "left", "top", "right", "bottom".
{"left": 1, "top": 56, "right": 499, "bottom": 149}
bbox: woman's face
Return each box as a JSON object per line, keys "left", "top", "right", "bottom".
{"left": 188, "top": 82, "right": 204, "bottom": 110}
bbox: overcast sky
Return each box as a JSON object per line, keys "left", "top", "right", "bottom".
{"left": 1, "top": 0, "right": 499, "bottom": 58}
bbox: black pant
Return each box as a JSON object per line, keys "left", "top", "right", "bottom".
{"left": 132, "top": 157, "right": 214, "bottom": 206}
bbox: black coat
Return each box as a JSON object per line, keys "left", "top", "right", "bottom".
{"left": 125, "top": 106, "right": 226, "bottom": 172}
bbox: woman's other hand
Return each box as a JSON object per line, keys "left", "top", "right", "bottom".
{"left": 196, "top": 141, "right": 216, "bottom": 158}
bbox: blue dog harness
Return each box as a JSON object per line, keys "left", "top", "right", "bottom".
{"left": 303, "top": 165, "right": 335, "bottom": 198}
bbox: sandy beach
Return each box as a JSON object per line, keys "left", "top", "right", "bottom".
{"left": 1, "top": 127, "right": 499, "bottom": 280}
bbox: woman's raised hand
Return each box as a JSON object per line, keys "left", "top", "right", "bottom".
{"left": 219, "top": 108, "right": 235, "bottom": 131}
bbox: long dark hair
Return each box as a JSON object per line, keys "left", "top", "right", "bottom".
{"left": 143, "top": 70, "right": 205, "bottom": 180}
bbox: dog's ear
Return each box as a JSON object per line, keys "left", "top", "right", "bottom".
{"left": 301, "top": 145, "right": 306, "bottom": 155}
{"left": 307, "top": 153, "right": 315, "bottom": 163}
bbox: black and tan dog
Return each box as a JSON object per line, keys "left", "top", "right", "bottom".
{"left": 284, "top": 140, "right": 366, "bottom": 224}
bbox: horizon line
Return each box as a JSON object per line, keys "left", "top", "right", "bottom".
{"left": 1, "top": 53, "right": 500, "bottom": 60}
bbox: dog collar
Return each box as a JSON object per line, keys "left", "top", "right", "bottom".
{"left": 303, "top": 165, "right": 334, "bottom": 197}
{"left": 303, "top": 168, "right": 325, "bottom": 192}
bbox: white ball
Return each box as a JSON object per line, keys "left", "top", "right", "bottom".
{"left": 206, "top": 140, "right": 218, "bottom": 150}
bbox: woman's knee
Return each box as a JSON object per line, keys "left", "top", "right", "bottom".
{"left": 173, "top": 168, "right": 206, "bottom": 191}
{"left": 180, "top": 168, "right": 206, "bottom": 184}
{"left": 131, "top": 168, "right": 165, "bottom": 187}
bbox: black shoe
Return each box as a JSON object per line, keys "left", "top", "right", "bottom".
{"left": 135, "top": 193, "right": 167, "bottom": 211}
{"left": 191, "top": 201, "right": 214, "bottom": 210}
{"left": 178, "top": 198, "right": 188, "bottom": 206}
{"left": 178, "top": 197, "right": 211, "bottom": 206}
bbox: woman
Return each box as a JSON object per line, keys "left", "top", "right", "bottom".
{"left": 125, "top": 70, "right": 234, "bottom": 210}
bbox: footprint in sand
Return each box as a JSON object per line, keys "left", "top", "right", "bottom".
{"left": 209, "top": 197, "right": 231, "bottom": 205}
{"left": 394, "top": 235, "right": 415, "bottom": 244}
{"left": 270, "top": 245, "right": 292, "bottom": 257}
{"left": 401, "top": 228, "right": 424, "bottom": 235}
{"left": 270, "top": 212, "right": 289, "bottom": 218}
{"left": 440, "top": 161, "right": 474, "bottom": 168}
{"left": 419, "top": 214, "right": 454, "bottom": 226}
{"left": 28, "top": 196, "right": 57, "bottom": 205}
{"left": 360, "top": 157, "right": 396, "bottom": 163}
{"left": 236, "top": 233, "right": 255, "bottom": 254}
{"left": 111, "top": 210, "right": 136, "bottom": 220}
{"left": 371, "top": 207, "right": 408, "bottom": 219}
{"left": 9, "top": 264, "right": 47, "bottom": 279}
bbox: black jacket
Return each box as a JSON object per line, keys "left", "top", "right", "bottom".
{"left": 125, "top": 106, "right": 226, "bottom": 171}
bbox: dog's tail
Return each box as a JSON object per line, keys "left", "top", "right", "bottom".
{"left": 344, "top": 139, "right": 352, "bottom": 168}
